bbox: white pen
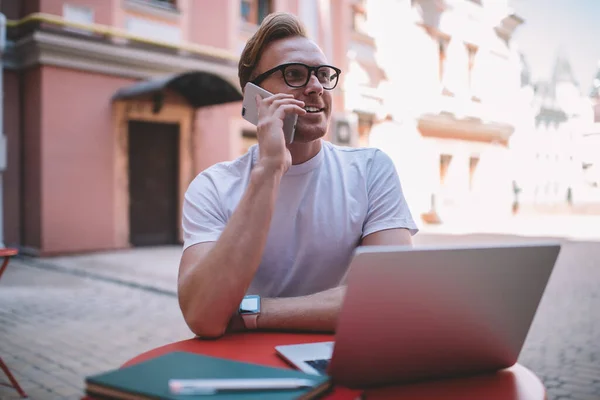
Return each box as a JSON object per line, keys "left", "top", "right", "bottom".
{"left": 168, "top": 378, "right": 316, "bottom": 395}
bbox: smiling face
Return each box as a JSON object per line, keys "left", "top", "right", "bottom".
{"left": 253, "top": 36, "right": 334, "bottom": 143}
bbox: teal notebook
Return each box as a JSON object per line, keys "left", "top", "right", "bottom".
{"left": 85, "top": 351, "right": 331, "bottom": 400}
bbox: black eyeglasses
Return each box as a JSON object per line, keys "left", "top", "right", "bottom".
{"left": 251, "top": 63, "right": 342, "bottom": 90}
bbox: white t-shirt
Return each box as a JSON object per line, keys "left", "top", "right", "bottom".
{"left": 182, "top": 140, "right": 418, "bottom": 298}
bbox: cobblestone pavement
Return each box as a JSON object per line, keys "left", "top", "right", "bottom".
{"left": 0, "top": 238, "right": 598, "bottom": 399}
{"left": 518, "top": 241, "right": 600, "bottom": 400}
{"left": 0, "top": 261, "right": 191, "bottom": 400}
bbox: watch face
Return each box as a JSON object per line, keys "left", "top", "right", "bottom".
{"left": 239, "top": 295, "right": 260, "bottom": 314}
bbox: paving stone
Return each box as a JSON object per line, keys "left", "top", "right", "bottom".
{"left": 569, "top": 394, "right": 600, "bottom": 400}
{"left": 548, "top": 386, "right": 577, "bottom": 398}
{"left": 0, "top": 261, "right": 191, "bottom": 398}
{"left": 560, "top": 383, "right": 598, "bottom": 396}
{"left": 0, "top": 237, "right": 598, "bottom": 399}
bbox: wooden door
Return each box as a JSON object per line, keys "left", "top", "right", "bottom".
{"left": 128, "top": 121, "right": 179, "bottom": 246}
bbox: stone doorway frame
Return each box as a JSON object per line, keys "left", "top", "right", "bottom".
{"left": 112, "top": 92, "right": 194, "bottom": 248}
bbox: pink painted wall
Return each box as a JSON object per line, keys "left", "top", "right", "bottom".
{"left": 193, "top": 103, "right": 242, "bottom": 173}
{"left": 330, "top": 0, "right": 350, "bottom": 116}
{"left": 39, "top": 0, "right": 113, "bottom": 25}
{"left": 3, "top": 71, "right": 22, "bottom": 247}
{"left": 8, "top": 0, "right": 358, "bottom": 255}
{"left": 189, "top": 0, "right": 237, "bottom": 51}
{"left": 274, "top": 0, "right": 299, "bottom": 15}
{"left": 39, "top": 66, "right": 135, "bottom": 254}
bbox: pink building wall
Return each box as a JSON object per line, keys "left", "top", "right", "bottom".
{"left": 194, "top": 103, "right": 243, "bottom": 173}
{"left": 186, "top": 0, "right": 243, "bottom": 169}
{"left": 3, "top": 71, "right": 22, "bottom": 246}
{"left": 330, "top": 0, "right": 351, "bottom": 116}
{"left": 189, "top": 0, "right": 237, "bottom": 51}
{"left": 5, "top": 0, "right": 356, "bottom": 253}
{"left": 39, "top": 66, "right": 135, "bottom": 254}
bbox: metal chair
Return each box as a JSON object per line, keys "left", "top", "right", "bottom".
{"left": 0, "top": 248, "right": 28, "bottom": 398}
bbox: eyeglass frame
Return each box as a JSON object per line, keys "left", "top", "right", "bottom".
{"left": 250, "top": 62, "right": 342, "bottom": 90}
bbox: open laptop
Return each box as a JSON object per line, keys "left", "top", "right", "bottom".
{"left": 275, "top": 242, "right": 560, "bottom": 389}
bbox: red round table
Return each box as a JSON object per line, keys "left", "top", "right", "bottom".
{"left": 122, "top": 332, "right": 546, "bottom": 400}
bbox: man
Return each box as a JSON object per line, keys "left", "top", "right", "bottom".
{"left": 177, "top": 12, "right": 418, "bottom": 338}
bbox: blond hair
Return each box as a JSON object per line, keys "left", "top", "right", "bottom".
{"left": 238, "top": 12, "right": 307, "bottom": 90}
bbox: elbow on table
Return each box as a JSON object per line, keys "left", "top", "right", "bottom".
{"left": 192, "top": 323, "right": 227, "bottom": 339}
{"left": 178, "top": 284, "right": 233, "bottom": 339}
{"left": 182, "top": 309, "right": 229, "bottom": 339}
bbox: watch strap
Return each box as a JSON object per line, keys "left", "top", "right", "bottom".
{"left": 241, "top": 313, "right": 259, "bottom": 330}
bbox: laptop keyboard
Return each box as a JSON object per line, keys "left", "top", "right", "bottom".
{"left": 306, "top": 359, "right": 330, "bottom": 375}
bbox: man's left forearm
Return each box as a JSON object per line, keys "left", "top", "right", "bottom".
{"left": 257, "top": 286, "right": 346, "bottom": 333}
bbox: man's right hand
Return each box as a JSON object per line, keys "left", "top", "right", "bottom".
{"left": 255, "top": 94, "right": 306, "bottom": 174}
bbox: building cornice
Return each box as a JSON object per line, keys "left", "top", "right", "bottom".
{"left": 418, "top": 113, "right": 514, "bottom": 146}
{"left": 4, "top": 30, "right": 240, "bottom": 86}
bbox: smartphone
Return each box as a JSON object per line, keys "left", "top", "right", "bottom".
{"left": 242, "top": 82, "right": 298, "bottom": 144}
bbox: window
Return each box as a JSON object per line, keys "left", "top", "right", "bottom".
{"left": 438, "top": 38, "right": 449, "bottom": 83}
{"left": 124, "top": 0, "right": 179, "bottom": 19}
{"left": 145, "top": 0, "right": 177, "bottom": 9}
{"left": 126, "top": 16, "right": 181, "bottom": 43}
{"left": 470, "top": 46, "right": 486, "bottom": 101}
{"left": 469, "top": 156, "right": 479, "bottom": 190}
{"left": 241, "top": 0, "right": 272, "bottom": 25}
{"left": 63, "top": 4, "right": 94, "bottom": 35}
{"left": 351, "top": 1, "right": 368, "bottom": 35}
{"left": 440, "top": 154, "right": 452, "bottom": 184}
{"left": 64, "top": 4, "right": 94, "bottom": 24}
{"left": 467, "top": 45, "right": 477, "bottom": 90}
{"left": 441, "top": 38, "right": 469, "bottom": 97}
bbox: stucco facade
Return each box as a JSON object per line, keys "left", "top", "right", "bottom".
{"left": 6, "top": 0, "right": 590, "bottom": 255}
{"left": 1, "top": 0, "right": 356, "bottom": 255}
{"left": 348, "top": 0, "right": 526, "bottom": 224}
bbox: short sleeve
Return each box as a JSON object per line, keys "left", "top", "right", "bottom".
{"left": 182, "top": 172, "right": 228, "bottom": 250}
{"left": 362, "top": 149, "right": 419, "bottom": 237}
